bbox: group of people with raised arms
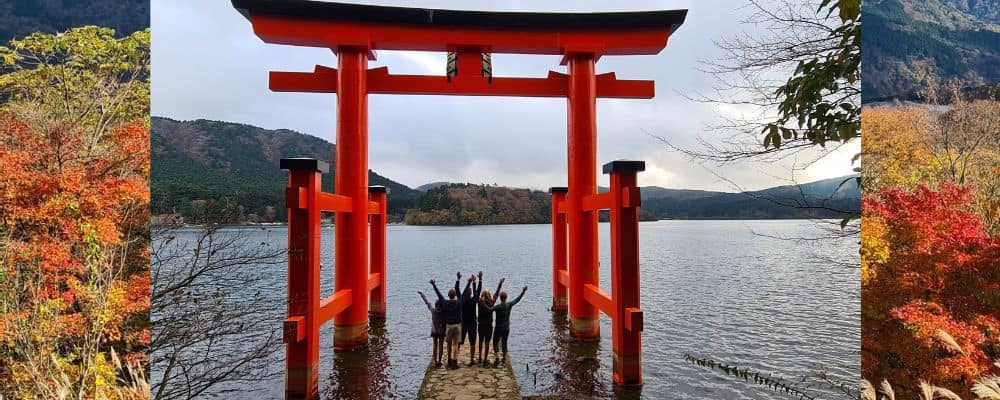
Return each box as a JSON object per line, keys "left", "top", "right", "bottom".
{"left": 418, "top": 271, "right": 527, "bottom": 369}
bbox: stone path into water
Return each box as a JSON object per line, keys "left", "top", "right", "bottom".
{"left": 417, "top": 359, "right": 521, "bottom": 400}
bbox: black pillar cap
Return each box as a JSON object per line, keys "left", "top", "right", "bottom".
{"left": 549, "top": 186, "right": 568, "bottom": 194}
{"left": 368, "top": 185, "right": 389, "bottom": 194}
{"left": 280, "top": 158, "right": 330, "bottom": 173}
{"left": 602, "top": 160, "right": 645, "bottom": 174}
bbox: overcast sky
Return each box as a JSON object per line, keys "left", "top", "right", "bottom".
{"left": 151, "top": 0, "right": 858, "bottom": 192}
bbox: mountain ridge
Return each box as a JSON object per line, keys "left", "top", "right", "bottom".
{"left": 863, "top": 0, "right": 1000, "bottom": 101}
{"left": 151, "top": 117, "right": 859, "bottom": 224}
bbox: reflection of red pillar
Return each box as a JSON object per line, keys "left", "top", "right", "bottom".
{"left": 281, "top": 158, "right": 327, "bottom": 399}
{"left": 368, "top": 186, "right": 387, "bottom": 318}
{"left": 334, "top": 47, "right": 370, "bottom": 349}
{"left": 566, "top": 53, "right": 599, "bottom": 339}
{"left": 605, "top": 161, "right": 645, "bottom": 386}
{"left": 549, "top": 187, "right": 568, "bottom": 312}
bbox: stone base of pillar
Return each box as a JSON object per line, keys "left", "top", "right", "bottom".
{"left": 552, "top": 295, "right": 568, "bottom": 313}
{"left": 285, "top": 365, "right": 319, "bottom": 400}
{"left": 612, "top": 350, "right": 642, "bottom": 386}
{"left": 569, "top": 315, "right": 600, "bottom": 340}
{"left": 369, "top": 300, "right": 386, "bottom": 319}
{"left": 333, "top": 323, "right": 369, "bottom": 350}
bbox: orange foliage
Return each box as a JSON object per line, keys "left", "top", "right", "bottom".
{"left": 0, "top": 113, "right": 150, "bottom": 395}
{"left": 862, "top": 184, "right": 1000, "bottom": 390}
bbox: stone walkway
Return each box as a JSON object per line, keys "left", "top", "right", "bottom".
{"left": 417, "top": 359, "right": 521, "bottom": 400}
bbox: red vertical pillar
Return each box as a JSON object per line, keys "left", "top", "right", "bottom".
{"left": 549, "top": 187, "right": 568, "bottom": 313}
{"left": 566, "top": 53, "right": 600, "bottom": 339}
{"left": 604, "top": 160, "right": 645, "bottom": 386}
{"left": 281, "top": 158, "right": 327, "bottom": 400}
{"left": 368, "top": 186, "right": 388, "bottom": 319}
{"left": 334, "top": 47, "right": 370, "bottom": 349}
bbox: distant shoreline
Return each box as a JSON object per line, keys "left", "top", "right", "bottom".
{"left": 154, "top": 218, "right": 845, "bottom": 229}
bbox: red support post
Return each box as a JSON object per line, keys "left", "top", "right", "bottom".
{"left": 549, "top": 187, "right": 568, "bottom": 313}
{"left": 368, "top": 186, "right": 388, "bottom": 319}
{"left": 604, "top": 160, "right": 645, "bottom": 386}
{"left": 566, "top": 53, "right": 600, "bottom": 339}
{"left": 281, "top": 158, "right": 328, "bottom": 400}
{"left": 333, "top": 46, "right": 371, "bottom": 349}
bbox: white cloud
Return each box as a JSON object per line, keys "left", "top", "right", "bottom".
{"left": 151, "top": 0, "right": 856, "bottom": 192}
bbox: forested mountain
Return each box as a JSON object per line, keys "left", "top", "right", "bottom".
{"left": 0, "top": 0, "right": 149, "bottom": 41}
{"left": 151, "top": 117, "right": 421, "bottom": 223}
{"left": 403, "top": 177, "right": 860, "bottom": 224}
{"left": 863, "top": 0, "right": 1000, "bottom": 101}
{"left": 415, "top": 182, "right": 454, "bottom": 191}
{"left": 152, "top": 116, "right": 859, "bottom": 224}
{"left": 641, "top": 176, "right": 860, "bottom": 220}
{"left": 404, "top": 184, "right": 554, "bottom": 225}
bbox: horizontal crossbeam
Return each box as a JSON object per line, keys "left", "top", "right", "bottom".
{"left": 367, "top": 273, "right": 382, "bottom": 292}
{"left": 317, "top": 192, "right": 352, "bottom": 212}
{"left": 270, "top": 66, "right": 654, "bottom": 98}
{"left": 583, "top": 192, "right": 614, "bottom": 211}
{"left": 245, "top": 14, "right": 679, "bottom": 56}
{"left": 282, "top": 316, "right": 305, "bottom": 343}
{"left": 583, "top": 283, "right": 615, "bottom": 318}
{"left": 317, "top": 289, "right": 352, "bottom": 324}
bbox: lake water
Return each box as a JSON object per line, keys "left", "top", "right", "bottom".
{"left": 157, "top": 220, "right": 859, "bottom": 399}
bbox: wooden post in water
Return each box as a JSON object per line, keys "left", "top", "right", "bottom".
{"left": 565, "top": 52, "right": 601, "bottom": 340}
{"left": 550, "top": 187, "right": 568, "bottom": 313}
{"left": 281, "top": 158, "right": 327, "bottom": 400}
{"left": 605, "top": 160, "right": 645, "bottom": 386}
{"left": 333, "top": 46, "right": 372, "bottom": 350}
{"left": 368, "top": 186, "right": 388, "bottom": 318}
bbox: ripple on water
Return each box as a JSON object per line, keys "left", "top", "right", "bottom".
{"left": 158, "top": 220, "right": 859, "bottom": 399}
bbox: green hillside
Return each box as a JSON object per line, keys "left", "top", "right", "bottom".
{"left": 641, "top": 176, "right": 860, "bottom": 220}
{"left": 0, "top": 0, "right": 149, "bottom": 42}
{"left": 863, "top": 0, "right": 1000, "bottom": 101}
{"left": 151, "top": 117, "right": 420, "bottom": 223}
{"left": 151, "top": 117, "right": 859, "bottom": 225}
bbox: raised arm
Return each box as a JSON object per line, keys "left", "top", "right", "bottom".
{"left": 430, "top": 280, "right": 444, "bottom": 301}
{"left": 494, "top": 277, "right": 505, "bottom": 299}
{"left": 509, "top": 286, "right": 527, "bottom": 307}
{"left": 418, "top": 291, "right": 433, "bottom": 312}
{"left": 474, "top": 271, "right": 483, "bottom": 298}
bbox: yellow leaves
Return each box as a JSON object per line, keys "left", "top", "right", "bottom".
{"left": 92, "top": 351, "right": 117, "bottom": 391}
{"left": 861, "top": 216, "right": 891, "bottom": 285}
{"left": 861, "top": 106, "right": 939, "bottom": 193}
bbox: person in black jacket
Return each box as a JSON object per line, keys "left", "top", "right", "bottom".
{"left": 459, "top": 271, "right": 483, "bottom": 365}
{"left": 431, "top": 272, "right": 471, "bottom": 369}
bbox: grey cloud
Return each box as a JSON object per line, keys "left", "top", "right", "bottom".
{"left": 152, "top": 0, "right": 855, "bottom": 191}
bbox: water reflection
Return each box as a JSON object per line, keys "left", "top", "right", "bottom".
{"left": 322, "top": 320, "right": 395, "bottom": 400}
{"left": 545, "top": 313, "right": 619, "bottom": 398}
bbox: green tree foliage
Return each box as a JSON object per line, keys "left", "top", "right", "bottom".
{"left": 762, "top": 0, "right": 860, "bottom": 150}
{"left": 0, "top": 26, "right": 149, "bottom": 135}
{"left": 150, "top": 118, "right": 421, "bottom": 223}
{"left": 0, "top": 0, "right": 149, "bottom": 43}
{"left": 405, "top": 184, "right": 552, "bottom": 225}
{"left": 862, "top": 0, "right": 1000, "bottom": 100}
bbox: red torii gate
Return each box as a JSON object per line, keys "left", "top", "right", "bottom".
{"left": 232, "top": 1, "right": 686, "bottom": 398}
